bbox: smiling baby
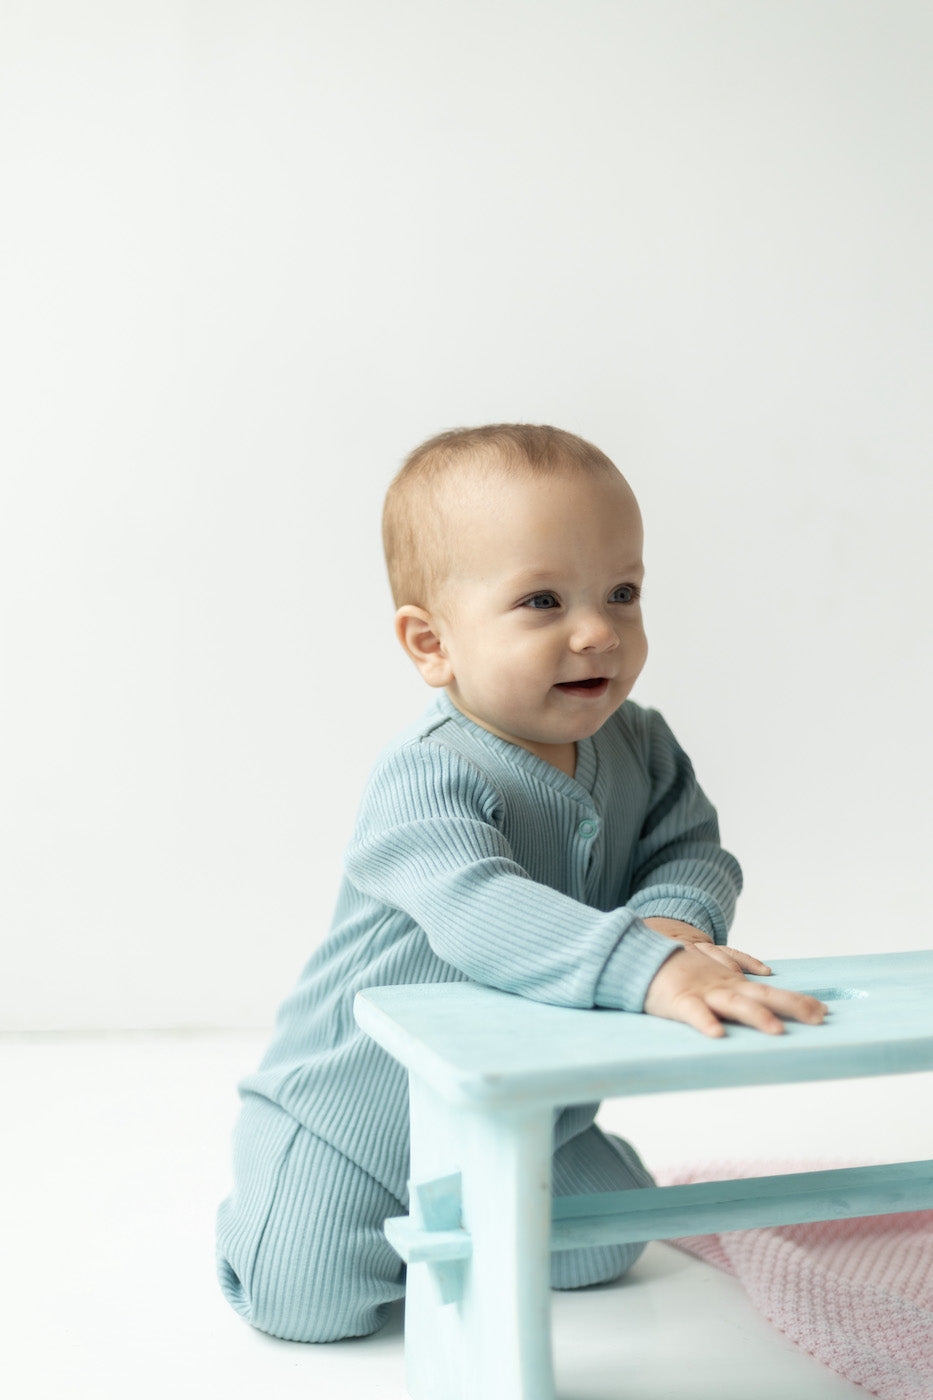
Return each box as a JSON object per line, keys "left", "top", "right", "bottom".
{"left": 216, "top": 423, "right": 825, "bottom": 1344}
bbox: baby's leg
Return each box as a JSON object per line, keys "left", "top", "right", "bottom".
{"left": 215, "top": 1094, "right": 406, "bottom": 1342}
{"left": 550, "top": 1125, "right": 654, "bottom": 1290}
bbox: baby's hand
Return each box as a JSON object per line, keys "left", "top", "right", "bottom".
{"left": 643, "top": 942, "right": 827, "bottom": 1038}
{"left": 642, "top": 917, "right": 772, "bottom": 976}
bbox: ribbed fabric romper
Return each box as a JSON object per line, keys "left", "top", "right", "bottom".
{"left": 216, "top": 692, "right": 742, "bottom": 1341}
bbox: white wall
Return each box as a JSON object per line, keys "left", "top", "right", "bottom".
{"left": 3, "top": 0, "right": 931, "bottom": 1030}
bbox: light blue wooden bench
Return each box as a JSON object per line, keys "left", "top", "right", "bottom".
{"left": 354, "top": 951, "right": 933, "bottom": 1400}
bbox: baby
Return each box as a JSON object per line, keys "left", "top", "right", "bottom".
{"left": 216, "top": 423, "right": 825, "bottom": 1345}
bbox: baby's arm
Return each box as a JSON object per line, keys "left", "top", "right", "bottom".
{"left": 642, "top": 937, "right": 827, "bottom": 1037}
{"left": 621, "top": 710, "right": 743, "bottom": 949}
{"left": 618, "top": 712, "right": 827, "bottom": 1034}
{"left": 345, "top": 740, "right": 679, "bottom": 1011}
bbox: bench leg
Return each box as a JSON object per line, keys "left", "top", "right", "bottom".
{"left": 405, "top": 1079, "right": 556, "bottom": 1400}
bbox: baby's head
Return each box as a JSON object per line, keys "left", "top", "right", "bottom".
{"left": 383, "top": 424, "right": 648, "bottom": 774}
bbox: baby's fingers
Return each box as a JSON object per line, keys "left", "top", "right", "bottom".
{"left": 643, "top": 946, "right": 828, "bottom": 1039}
{"left": 692, "top": 941, "right": 773, "bottom": 976}
{"left": 742, "top": 982, "right": 829, "bottom": 1028}
{"left": 706, "top": 985, "right": 787, "bottom": 1035}
{"left": 670, "top": 993, "right": 729, "bottom": 1039}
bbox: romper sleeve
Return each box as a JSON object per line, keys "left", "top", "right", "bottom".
{"left": 343, "top": 738, "right": 679, "bottom": 1012}
{"left": 621, "top": 708, "right": 743, "bottom": 944}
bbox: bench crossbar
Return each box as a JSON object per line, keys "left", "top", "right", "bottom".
{"left": 388, "top": 1159, "right": 933, "bottom": 1271}
{"left": 550, "top": 1158, "right": 933, "bottom": 1249}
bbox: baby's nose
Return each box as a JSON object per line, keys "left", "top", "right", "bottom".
{"left": 571, "top": 611, "right": 619, "bottom": 651}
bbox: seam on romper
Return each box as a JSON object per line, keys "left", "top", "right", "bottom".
{"left": 240, "top": 1111, "right": 409, "bottom": 1303}
{"left": 308, "top": 1127, "right": 409, "bottom": 1219}
{"left": 240, "top": 1104, "right": 303, "bottom": 1302}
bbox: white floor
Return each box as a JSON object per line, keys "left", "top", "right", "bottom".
{"left": 3, "top": 1029, "right": 929, "bottom": 1400}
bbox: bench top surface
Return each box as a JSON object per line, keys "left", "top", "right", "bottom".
{"left": 354, "top": 951, "right": 933, "bottom": 1107}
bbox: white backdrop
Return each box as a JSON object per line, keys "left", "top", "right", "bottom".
{"left": 3, "top": 0, "right": 931, "bottom": 1031}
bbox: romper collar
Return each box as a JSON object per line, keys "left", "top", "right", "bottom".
{"left": 431, "top": 692, "right": 600, "bottom": 800}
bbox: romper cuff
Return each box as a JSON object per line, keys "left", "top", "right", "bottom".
{"left": 626, "top": 887, "right": 727, "bottom": 944}
{"left": 594, "top": 921, "right": 682, "bottom": 1013}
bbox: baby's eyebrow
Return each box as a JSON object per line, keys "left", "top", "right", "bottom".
{"left": 503, "top": 570, "right": 560, "bottom": 592}
{"left": 506, "top": 562, "right": 645, "bottom": 590}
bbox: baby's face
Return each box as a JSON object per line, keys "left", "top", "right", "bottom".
{"left": 429, "top": 467, "right": 648, "bottom": 771}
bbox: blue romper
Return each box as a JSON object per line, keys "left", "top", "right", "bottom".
{"left": 216, "top": 693, "right": 742, "bottom": 1341}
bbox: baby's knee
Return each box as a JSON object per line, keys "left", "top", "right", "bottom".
{"left": 549, "top": 1124, "right": 654, "bottom": 1291}
{"left": 550, "top": 1236, "right": 648, "bottom": 1291}
{"left": 216, "top": 1219, "right": 396, "bottom": 1343}
{"left": 215, "top": 1108, "right": 405, "bottom": 1343}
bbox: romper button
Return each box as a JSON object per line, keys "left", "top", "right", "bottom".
{"left": 578, "top": 820, "right": 597, "bottom": 838}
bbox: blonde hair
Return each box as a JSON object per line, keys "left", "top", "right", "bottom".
{"left": 382, "top": 423, "right": 621, "bottom": 608}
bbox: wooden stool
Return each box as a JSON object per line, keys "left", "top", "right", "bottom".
{"left": 355, "top": 951, "right": 933, "bottom": 1400}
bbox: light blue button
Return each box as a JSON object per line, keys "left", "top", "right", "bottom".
{"left": 578, "top": 820, "right": 597, "bottom": 838}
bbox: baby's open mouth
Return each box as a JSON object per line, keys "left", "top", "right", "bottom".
{"left": 556, "top": 677, "right": 608, "bottom": 692}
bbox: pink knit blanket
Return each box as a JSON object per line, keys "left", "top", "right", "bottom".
{"left": 657, "top": 1163, "right": 933, "bottom": 1399}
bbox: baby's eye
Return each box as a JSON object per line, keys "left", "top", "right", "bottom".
{"left": 523, "top": 592, "right": 560, "bottom": 610}
{"left": 610, "top": 584, "right": 641, "bottom": 604}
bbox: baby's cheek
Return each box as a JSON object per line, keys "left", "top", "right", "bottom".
{"left": 628, "top": 627, "right": 649, "bottom": 669}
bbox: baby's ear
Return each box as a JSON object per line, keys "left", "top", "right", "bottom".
{"left": 394, "top": 606, "right": 454, "bottom": 687}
